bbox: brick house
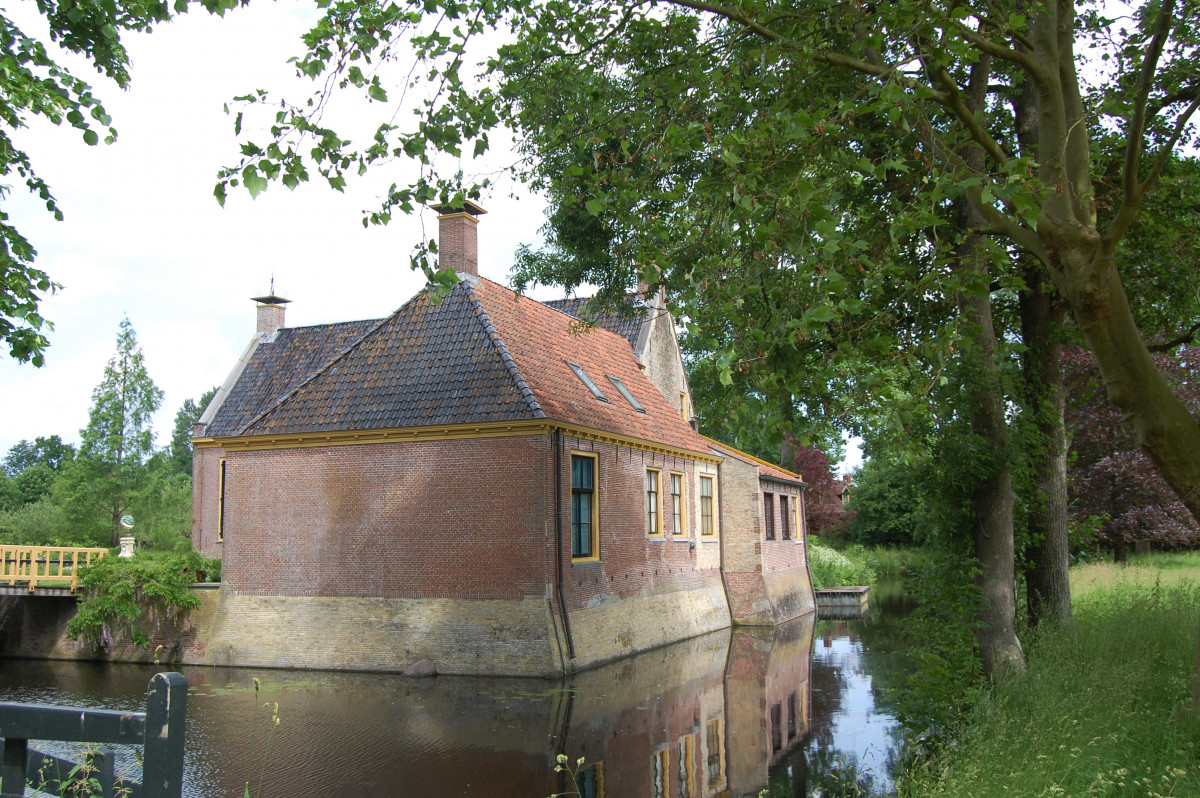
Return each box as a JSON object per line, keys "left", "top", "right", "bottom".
{"left": 191, "top": 202, "right": 814, "bottom": 676}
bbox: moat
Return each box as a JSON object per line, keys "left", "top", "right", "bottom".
{"left": 0, "top": 582, "right": 910, "bottom": 797}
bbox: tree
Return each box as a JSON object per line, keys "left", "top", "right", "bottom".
{"left": 0, "top": 435, "right": 76, "bottom": 510}
{"left": 79, "top": 317, "right": 163, "bottom": 546}
{"left": 1065, "top": 347, "right": 1200, "bottom": 560}
{"left": 169, "top": 386, "right": 218, "bottom": 476}
{"left": 3, "top": 435, "right": 75, "bottom": 475}
{"left": 1, "top": 1, "right": 245, "bottom": 366}
{"left": 790, "top": 445, "right": 853, "bottom": 539}
{"left": 220, "top": 0, "right": 1199, "bottom": 675}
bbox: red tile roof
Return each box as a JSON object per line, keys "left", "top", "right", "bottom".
{"left": 473, "top": 278, "right": 712, "bottom": 455}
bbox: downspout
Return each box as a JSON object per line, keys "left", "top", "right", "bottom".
{"left": 555, "top": 428, "right": 576, "bottom": 660}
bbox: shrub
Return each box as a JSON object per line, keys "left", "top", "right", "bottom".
{"left": 808, "top": 540, "right": 876, "bottom": 589}
{"left": 67, "top": 550, "right": 215, "bottom": 649}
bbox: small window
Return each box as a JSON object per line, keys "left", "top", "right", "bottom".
{"left": 567, "top": 361, "right": 608, "bottom": 402}
{"left": 574, "top": 762, "right": 604, "bottom": 798}
{"left": 770, "top": 703, "right": 783, "bottom": 752}
{"left": 646, "top": 468, "right": 662, "bottom": 537}
{"left": 700, "top": 476, "right": 715, "bottom": 538}
{"left": 670, "top": 472, "right": 686, "bottom": 539}
{"left": 217, "top": 458, "right": 227, "bottom": 542}
{"left": 780, "top": 495, "right": 790, "bottom": 540}
{"left": 572, "top": 453, "right": 599, "bottom": 559}
{"left": 607, "top": 375, "right": 645, "bottom": 412}
{"left": 764, "top": 492, "right": 775, "bottom": 540}
{"left": 679, "top": 391, "right": 687, "bottom": 418}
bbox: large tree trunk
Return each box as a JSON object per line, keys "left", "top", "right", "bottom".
{"left": 953, "top": 52, "right": 1025, "bottom": 677}
{"left": 961, "top": 281, "right": 1027, "bottom": 676}
{"left": 1018, "top": 262, "right": 1072, "bottom": 627}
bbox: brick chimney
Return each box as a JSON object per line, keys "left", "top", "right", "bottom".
{"left": 432, "top": 200, "right": 486, "bottom": 276}
{"left": 250, "top": 292, "right": 290, "bottom": 335}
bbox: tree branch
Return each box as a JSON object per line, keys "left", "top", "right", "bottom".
{"left": 1121, "top": 0, "right": 1177, "bottom": 207}
{"left": 666, "top": 0, "right": 784, "bottom": 41}
{"left": 1148, "top": 321, "right": 1200, "bottom": 354}
{"left": 944, "top": 14, "right": 1044, "bottom": 84}
{"left": 1108, "top": 95, "right": 1200, "bottom": 247}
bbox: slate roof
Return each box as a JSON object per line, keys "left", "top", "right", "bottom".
{"left": 542, "top": 296, "right": 644, "bottom": 349}
{"left": 205, "top": 319, "right": 380, "bottom": 437}
{"left": 205, "top": 276, "right": 710, "bottom": 456}
{"left": 704, "top": 437, "right": 805, "bottom": 485}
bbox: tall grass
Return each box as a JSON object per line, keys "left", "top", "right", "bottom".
{"left": 900, "top": 571, "right": 1200, "bottom": 797}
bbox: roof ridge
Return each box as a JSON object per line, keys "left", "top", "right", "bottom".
{"left": 234, "top": 292, "right": 424, "bottom": 435}
{"left": 467, "top": 280, "right": 546, "bottom": 419}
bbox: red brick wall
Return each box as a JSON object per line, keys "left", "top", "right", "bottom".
{"left": 220, "top": 435, "right": 553, "bottom": 600}
{"left": 192, "top": 444, "right": 227, "bottom": 557}
{"left": 559, "top": 435, "right": 720, "bottom": 613}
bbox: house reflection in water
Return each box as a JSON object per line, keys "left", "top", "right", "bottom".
{"left": 0, "top": 614, "right": 816, "bottom": 798}
{"left": 554, "top": 613, "right": 815, "bottom": 798}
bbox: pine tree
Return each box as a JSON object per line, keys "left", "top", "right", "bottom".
{"left": 79, "top": 317, "right": 163, "bottom": 546}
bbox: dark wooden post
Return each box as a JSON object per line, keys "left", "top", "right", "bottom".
{"left": 141, "top": 672, "right": 188, "bottom": 798}
{"left": 1, "top": 736, "right": 28, "bottom": 798}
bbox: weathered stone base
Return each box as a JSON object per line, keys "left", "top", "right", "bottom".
{"left": 568, "top": 577, "right": 731, "bottom": 670}
{"left": 201, "top": 592, "right": 567, "bottom": 677}
{"left": 1, "top": 579, "right": 737, "bottom": 677}
{"left": 725, "top": 569, "right": 816, "bottom": 626}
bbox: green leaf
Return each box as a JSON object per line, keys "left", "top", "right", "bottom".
{"left": 82, "top": 129, "right": 99, "bottom": 146}
{"left": 585, "top": 198, "right": 604, "bottom": 216}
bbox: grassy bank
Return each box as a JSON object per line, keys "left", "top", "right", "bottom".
{"left": 900, "top": 555, "right": 1200, "bottom": 797}
{"left": 807, "top": 541, "right": 924, "bottom": 589}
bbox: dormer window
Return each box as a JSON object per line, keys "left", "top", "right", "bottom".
{"left": 607, "top": 376, "right": 646, "bottom": 413}
{"left": 567, "top": 361, "right": 608, "bottom": 402}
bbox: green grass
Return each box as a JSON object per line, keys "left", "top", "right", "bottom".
{"left": 900, "top": 560, "right": 1200, "bottom": 797}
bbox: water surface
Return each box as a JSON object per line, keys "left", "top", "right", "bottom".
{"left": 0, "top": 583, "right": 910, "bottom": 797}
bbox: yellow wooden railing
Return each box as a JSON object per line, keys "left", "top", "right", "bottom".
{"left": 1, "top": 546, "right": 109, "bottom": 592}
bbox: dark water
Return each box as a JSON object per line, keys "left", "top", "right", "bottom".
{"left": 0, "top": 584, "right": 910, "bottom": 798}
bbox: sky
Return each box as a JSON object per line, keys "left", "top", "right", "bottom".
{"left": 0, "top": 2, "right": 863, "bottom": 473}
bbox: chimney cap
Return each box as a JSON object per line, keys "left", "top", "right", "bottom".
{"left": 251, "top": 294, "right": 291, "bottom": 306}
{"left": 431, "top": 199, "right": 487, "bottom": 217}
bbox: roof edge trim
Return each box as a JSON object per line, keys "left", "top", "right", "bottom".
{"left": 701, "top": 435, "right": 801, "bottom": 479}
{"left": 195, "top": 419, "right": 722, "bottom": 463}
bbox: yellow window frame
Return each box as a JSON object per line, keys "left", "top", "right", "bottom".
{"left": 645, "top": 467, "right": 663, "bottom": 537}
{"left": 571, "top": 450, "right": 600, "bottom": 562}
{"left": 217, "top": 457, "right": 227, "bottom": 543}
{"left": 670, "top": 471, "right": 687, "bottom": 540}
{"left": 699, "top": 474, "right": 718, "bottom": 539}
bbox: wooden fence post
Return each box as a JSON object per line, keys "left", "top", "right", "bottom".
{"left": 141, "top": 672, "right": 188, "bottom": 798}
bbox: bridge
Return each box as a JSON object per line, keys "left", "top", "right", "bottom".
{"left": 0, "top": 545, "right": 109, "bottom": 595}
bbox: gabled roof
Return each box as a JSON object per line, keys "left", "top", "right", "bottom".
{"left": 203, "top": 276, "right": 710, "bottom": 458}
{"left": 205, "top": 319, "right": 381, "bottom": 437}
{"left": 477, "top": 279, "right": 710, "bottom": 453}
{"left": 703, "top": 436, "right": 805, "bottom": 486}
{"left": 542, "top": 296, "right": 645, "bottom": 349}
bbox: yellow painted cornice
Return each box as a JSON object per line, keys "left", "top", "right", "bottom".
{"left": 700, "top": 435, "right": 801, "bottom": 480}
{"left": 194, "top": 419, "right": 722, "bottom": 463}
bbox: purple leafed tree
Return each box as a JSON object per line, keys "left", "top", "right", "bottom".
{"left": 790, "top": 445, "right": 854, "bottom": 538}
{"left": 1065, "top": 347, "right": 1200, "bottom": 560}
